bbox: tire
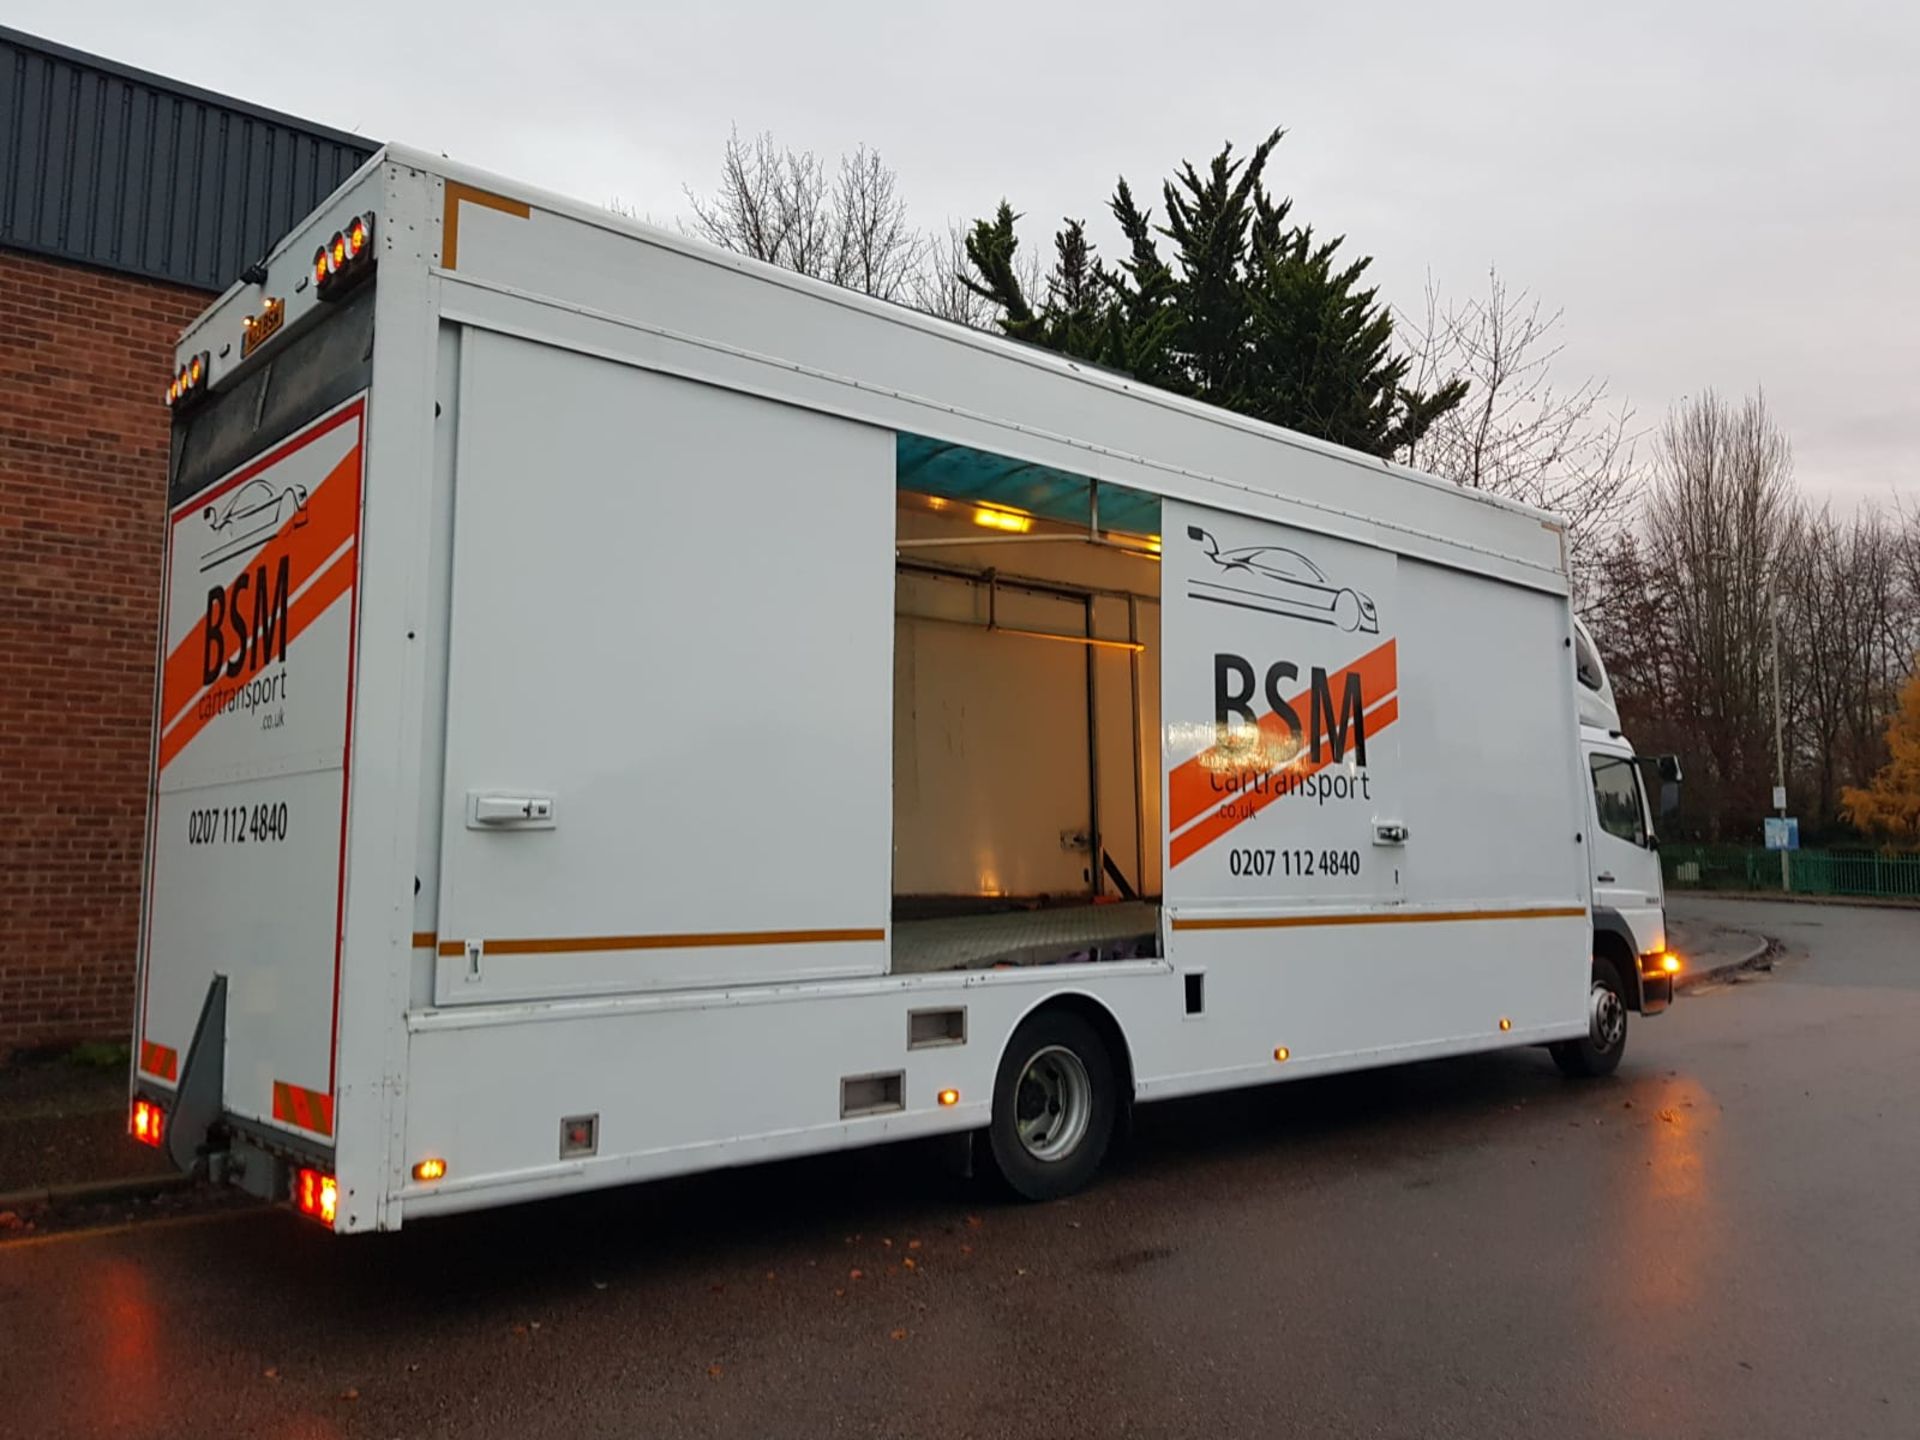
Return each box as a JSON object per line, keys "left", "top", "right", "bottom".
{"left": 1551, "top": 956, "right": 1629, "bottom": 1078}
{"left": 1333, "top": 589, "right": 1362, "bottom": 631}
{"left": 988, "top": 1010, "right": 1118, "bottom": 1201}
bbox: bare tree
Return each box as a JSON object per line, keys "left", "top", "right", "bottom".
{"left": 683, "top": 128, "right": 924, "bottom": 303}
{"left": 831, "top": 146, "right": 921, "bottom": 301}
{"left": 910, "top": 220, "right": 999, "bottom": 328}
{"left": 1628, "top": 389, "right": 1789, "bottom": 840}
{"left": 1399, "top": 269, "right": 1643, "bottom": 588}
{"left": 1776, "top": 507, "right": 1909, "bottom": 829}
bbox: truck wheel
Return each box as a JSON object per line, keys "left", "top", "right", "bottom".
{"left": 1551, "top": 956, "right": 1628, "bottom": 1078}
{"left": 988, "top": 1010, "right": 1117, "bottom": 1201}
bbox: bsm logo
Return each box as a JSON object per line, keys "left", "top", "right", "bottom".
{"left": 1213, "top": 653, "right": 1370, "bottom": 767}
{"left": 201, "top": 556, "right": 291, "bottom": 684}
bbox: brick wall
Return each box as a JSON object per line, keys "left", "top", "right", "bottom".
{"left": 0, "top": 248, "right": 212, "bottom": 1055}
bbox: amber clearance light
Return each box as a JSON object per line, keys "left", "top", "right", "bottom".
{"left": 412, "top": 1157, "right": 448, "bottom": 1182}
{"left": 313, "top": 212, "right": 377, "bottom": 299}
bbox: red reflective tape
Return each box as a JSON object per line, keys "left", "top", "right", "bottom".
{"left": 272, "top": 1079, "right": 335, "bottom": 1137}
{"left": 140, "top": 1040, "right": 178, "bottom": 1082}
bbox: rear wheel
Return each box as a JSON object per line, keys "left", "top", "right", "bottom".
{"left": 988, "top": 1010, "right": 1117, "bottom": 1200}
{"left": 1551, "top": 956, "right": 1629, "bottom": 1078}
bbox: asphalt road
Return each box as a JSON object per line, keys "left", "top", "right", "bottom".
{"left": 3, "top": 896, "right": 1915, "bottom": 1440}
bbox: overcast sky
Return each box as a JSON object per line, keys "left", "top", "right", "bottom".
{"left": 17, "top": 1, "right": 1916, "bottom": 509}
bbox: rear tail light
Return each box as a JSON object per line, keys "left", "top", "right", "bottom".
{"left": 131, "top": 1098, "right": 166, "bottom": 1148}
{"left": 314, "top": 212, "right": 376, "bottom": 300}
{"left": 293, "top": 1167, "right": 339, "bottom": 1226}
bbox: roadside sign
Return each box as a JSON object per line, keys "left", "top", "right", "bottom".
{"left": 1763, "top": 816, "right": 1799, "bottom": 851}
{"left": 1772, "top": 785, "right": 1788, "bottom": 811}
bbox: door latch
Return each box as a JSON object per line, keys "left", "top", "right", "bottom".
{"left": 1372, "top": 820, "right": 1410, "bottom": 846}
{"left": 466, "top": 791, "right": 557, "bottom": 830}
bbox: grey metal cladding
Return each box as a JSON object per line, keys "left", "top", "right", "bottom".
{"left": 0, "top": 25, "right": 376, "bottom": 291}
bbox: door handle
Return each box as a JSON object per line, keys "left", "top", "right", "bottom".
{"left": 1596, "top": 871, "right": 1616, "bottom": 883}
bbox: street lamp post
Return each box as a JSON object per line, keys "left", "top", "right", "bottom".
{"left": 1771, "top": 585, "right": 1790, "bottom": 893}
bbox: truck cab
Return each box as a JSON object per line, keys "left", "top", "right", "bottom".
{"left": 1570, "top": 618, "right": 1678, "bottom": 1068}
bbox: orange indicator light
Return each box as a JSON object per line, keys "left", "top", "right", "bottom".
{"left": 412, "top": 1158, "right": 447, "bottom": 1182}
{"left": 1273, "top": 1046, "right": 1290, "bottom": 1062}
{"left": 937, "top": 1089, "right": 959, "bottom": 1107}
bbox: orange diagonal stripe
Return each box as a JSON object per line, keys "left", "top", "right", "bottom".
{"left": 1169, "top": 695, "right": 1399, "bottom": 867}
{"left": 156, "top": 445, "right": 361, "bottom": 773}
{"left": 157, "top": 541, "right": 357, "bottom": 772}
{"left": 1168, "top": 639, "right": 1397, "bottom": 833}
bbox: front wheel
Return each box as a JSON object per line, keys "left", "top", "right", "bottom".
{"left": 1551, "top": 956, "right": 1628, "bottom": 1078}
{"left": 988, "top": 1010, "right": 1118, "bottom": 1201}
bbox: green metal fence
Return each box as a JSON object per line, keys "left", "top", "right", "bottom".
{"left": 1662, "top": 844, "right": 1920, "bottom": 900}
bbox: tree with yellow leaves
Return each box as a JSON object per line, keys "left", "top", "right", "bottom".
{"left": 1843, "top": 668, "right": 1920, "bottom": 841}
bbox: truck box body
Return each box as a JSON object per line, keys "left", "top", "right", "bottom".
{"left": 134, "top": 149, "right": 1595, "bottom": 1230}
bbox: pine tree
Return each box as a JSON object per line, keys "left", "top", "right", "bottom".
{"left": 1842, "top": 669, "right": 1920, "bottom": 841}
{"left": 962, "top": 130, "right": 1464, "bottom": 459}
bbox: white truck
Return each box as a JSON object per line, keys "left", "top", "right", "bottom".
{"left": 130, "top": 147, "right": 1678, "bottom": 1232}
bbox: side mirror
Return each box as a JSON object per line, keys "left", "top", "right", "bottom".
{"left": 1660, "top": 781, "right": 1681, "bottom": 818}
{"left": 1656, "top": 755, "right": 1683, "bottom": 783}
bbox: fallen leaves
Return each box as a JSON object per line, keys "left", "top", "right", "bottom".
{"left": 889, "top": 1328, "right": 908, "bottom": 1341}
{"left": 707, "top": 1364, "right": 724, "bottom": 1380}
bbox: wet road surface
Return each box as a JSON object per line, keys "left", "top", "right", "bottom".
{"left": 2, "top": 897, "right": 1915, "bottom": 1439}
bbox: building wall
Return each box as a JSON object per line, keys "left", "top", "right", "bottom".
{"left": 0, "top": 246, "right": 210, "bottom": 1053}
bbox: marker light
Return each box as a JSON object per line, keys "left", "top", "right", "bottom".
{"left": 412, "top": 1157, "right": 448, "bottom": 1182}
{"left": 1660, "top": 953, "right": 1682, "bottom": 974}
{"left": 1498, "top": 1017, "right": 1513, "bottom": 1032}
{"left": 1273, "top": 1047, "right": 1290, "bottom": 1062}
{"left": 164, "top": 351, "right": 211, "bottom": 408}
{"left": 294, "top": 1167, "right": 338, "bottom": 1226}
{"left": 131, "top": 1098, "right": 165, "bottom": 1148}
{"left": 315, "top": 213, "right": 377, "bottom": 300}
{"left": 937, "top": 1089, "right": 960, "bottom": 1107}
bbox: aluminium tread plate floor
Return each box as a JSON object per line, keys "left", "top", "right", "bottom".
{"left": 891, "top": 901, "right": 1161, "bottom": 975}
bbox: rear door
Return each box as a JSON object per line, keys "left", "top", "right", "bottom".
{"left": 134, "top": 290, "right": 375, "bottom": 1145}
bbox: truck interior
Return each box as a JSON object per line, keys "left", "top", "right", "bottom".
{"left": 890, "top": 433, "right": 1165, "bottom": 974}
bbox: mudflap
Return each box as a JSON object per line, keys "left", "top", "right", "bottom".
{"left": 164, "top": 974, "right": 227, "bottom": 1175}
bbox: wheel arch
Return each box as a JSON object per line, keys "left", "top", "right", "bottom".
{"left": 1006, "top": 989, "right": 1138, "bottom": 1106}
{"left": 1590, "top": 913, "right": 1642, "bottom": 1011}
